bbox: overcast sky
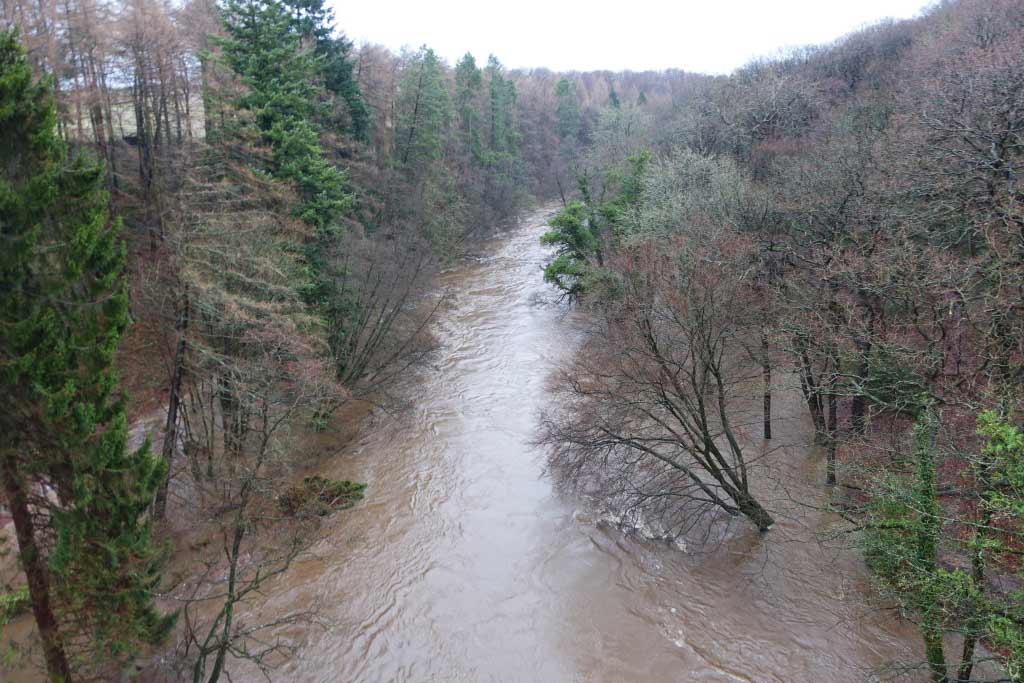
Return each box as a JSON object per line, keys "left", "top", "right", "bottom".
{"left": 330, "top": 0, "right": 935, "bottom": 74}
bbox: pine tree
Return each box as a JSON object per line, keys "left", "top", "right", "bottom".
{"left": 395, "top": 46, "right": 451, "bottom": 173}
{"left": 218, "top": 0, "right": 351, "bottom": 233}
{"left": 482, "top": 55, "right": 522, "bottom": 217}
{"left": 554, "top": 78, "right": 581, "bottom": 143}
{"left": 454, "top": 53, "right": 483, "bottom": 160}
{"left": 218, "top": 0, "right": 360, "bottom": 384}
{"left": 607, "top": 85, "right": 621, "bottom": 109}
{"left": 279, "top": 0, "right": 370, "bottom": 139}
{"left": 0, "top": 29, "right": 173, "bottom": 680}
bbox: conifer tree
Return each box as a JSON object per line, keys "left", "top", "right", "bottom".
{"left": 454, "top": 53, "right": 483, "bottom": 160}
{"left": 279, "top": 0, "right": 370, "bottom": 139}
{"left": 395, "top": 46, "right": 452, "bottom": 174}
{"left": 0, "top": 29, "right": 172, "bottom": 681}
{"left": 482, "top": 55, "right": 521, "bottom": 217}
{"left": 218, "top": 0, "right": 351, "bottom": 233}
{"left": 554, "top": 78, "right": 581, "bottom": 143}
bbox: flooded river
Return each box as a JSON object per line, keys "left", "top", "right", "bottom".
{"left": 255, "top": 206, "right": 922, "bottom": 683}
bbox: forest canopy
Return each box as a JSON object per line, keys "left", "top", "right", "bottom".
{"left": 1, "top": 0, "right": 1023, "bottom": 681}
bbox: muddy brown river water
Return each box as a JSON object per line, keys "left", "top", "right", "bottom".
{"left": 252, "top": 207, "right": 924, "bottom": 683}
{"left": 0, "top": 207, "right": 925, "bottom": 682}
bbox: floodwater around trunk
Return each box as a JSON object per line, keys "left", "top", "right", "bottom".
{"left": 254, "top": 206, "right": 922, "bottom": 682}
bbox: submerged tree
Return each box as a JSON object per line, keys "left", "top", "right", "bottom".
{"left": 0, "top": 29, "right": 172, "bottom": 680}
{"left": 540, "top": 235, "right": 774, "bottom": 534}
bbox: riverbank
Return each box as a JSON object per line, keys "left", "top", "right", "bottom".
{"left": 2, "top": 207, "right": 927, "bottom": 682}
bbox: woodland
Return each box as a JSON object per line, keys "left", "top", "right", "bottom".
{"left": 0, "top": 0, "right": 1023, "bottom": 681}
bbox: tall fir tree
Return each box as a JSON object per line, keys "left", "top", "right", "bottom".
{"left": 482, "top": 55, "right": 521, "bottom": 218}
{"left": 396, "top": 46, "right": 452, "bottom": 174}
{"left": 218, "top": 0, "right": 361, "bottom": 383}
{"left": 278, "top": 0, "right": 370, "bottom": 140}
{"left": 218, "top": 0, "right": 352, "bottom": 234}
{"left": 0, "top": 29, "right": 173, "bottom": 681}
{"left": 554, "top": 78, "right": 581, "bottom": 143}
{"left": 454, "top": 53, "right": 483, "bottom": 162}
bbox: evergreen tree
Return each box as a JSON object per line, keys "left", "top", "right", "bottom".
{"left": 551, "top": 77, "right": 583, "bottom": 204}
{"left": 218, "top": 0, "right": 359, "bottom": 384}
{"left": 395, "top": 46, "right": 451, "bottom": 173}
{"left": 482, "top": 55, "right": 522, "bottom": 217}
{"left": 607, "top": 85, "right": 621, "bottom": 109}
{"left": 486, "top": 55, "right": 516, "bottom": 155}
{"left": 0, "top": 29, "right": 173, "bottom": 680}
{"left": 554, "top": 78, "right": 581, "bottom": 143}
{"left": 454, "top": 53, "right": 483, "bottom": 160}
{"left": 218, "top": 0, "right": 351, "bottom": 233}
{"left": 279, "top": 0, "right": 370, "bottom": 139}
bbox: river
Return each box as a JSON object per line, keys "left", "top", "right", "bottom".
{"left": 240, "top": 206, "right": 921, "bottom": 683}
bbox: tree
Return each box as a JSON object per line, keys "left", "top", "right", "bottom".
{"left": 163, "top": 148, "right": 359, "bottom": 683}
{"left": 0, "top": 29, "right": 172, "bottom": 680}
{"left": 217, "top": 0, "right": 360, "bottom": 392}
{"left": 395, "top": 46, "right": 451, "bottom": 174}
{"left": 482, "top": 55, "right": 522, "bottom": 220}
{"left": 553, "top": 77, "right": 581, "bottom": 203}
{"left": 540, "top": 235, "right": 775, "bottom": 534}
{"left": 386, "top": 45, "right": 459, "bottom": 240}
{"left": 453, "top": 53, "right": 483, "bottom": 162}
{"left": 863, "top": 409, "right": 1024, "bottom": 683}
{"left": 541, "top": 150, "right": 649, "bottom": 300}
{"left": 279, "top": 0, "right": 369, "bottom": 139}
{"left": 540, "top": 201, "right": 599, "bottom": 299}
{"left": 218, "top": 0, "right": 352, "bottom": 232}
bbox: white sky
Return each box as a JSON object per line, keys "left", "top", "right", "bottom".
{"left": 330, "top": 0, "right": 935, "bottom": 74}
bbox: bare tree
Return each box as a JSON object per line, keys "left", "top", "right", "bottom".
{"left": 540, "top": 236, "right": 774, "bottom": 534}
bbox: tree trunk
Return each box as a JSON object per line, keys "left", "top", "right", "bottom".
{"left": 851, "top": 291, "right": 875, "bottom": 434}
{"left": 957, "top": 508, "right": 991, "bottom": 682}
{"left": 794, "top": 336, "right": 826, "bottom": 441}
{"left": 1, "top": 451, "right": 72, "bottom": 683}
{"left": 923, "top": 619, "right": 948, "bottom": 683}
{"left": 826, "top": 380, "right": 838, "bottom": 486}
{"left": 916, "top": 414, "right": 948, "bottom": 683}
{"left": 956, "top": 633, "right": 976, "bottom": 683}
{"left": 155, "top": 290, "right": 189, "bottom": 521}
{"left": 735, "top": 490, "right": 774, "bottom": 532}
{"left": 762, "top": 324, "right": 772, "bottom": 440}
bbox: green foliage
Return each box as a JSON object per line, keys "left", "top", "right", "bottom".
{"left": 486, "top": 56, "right": 517, "bottom": 155}
{"left": 541, "top": 152, "right": 649, "bottom": 299}
{"left": 396, "top": 46, "right": 452, "bottom": 172}
{"left": 863, "top": 410, "right": 955, "bottom": 680}
{"left": 861, "top": 345, "right": 929, "bottom": 416}
{"left": 0, "top": 587, "right": 29, "bottom": 626}
{"left": 454, "top": 53, "right": 483, "bottom": 160}
{"left": 977, "top": 411, "right": 1024, "bottom": 519}
{"left": 554, "top": 78, "right": 581, "bottom": 142}
{"left": 482, "top": 55, "right": 523, "bottom": 216}
{"left": 975, "top": 412, "right": 1024, "bottom": 676}
{"left": 278, "top": 0, "right": 370, "bottom": 139}
{"left": 607, "top": 86, "right": 620, "bottom": 109}
{"left": 219, "top": 0, "right": 360, "bottom": 382}
{"left": 864, "top": 411, "right": 1024, "bottom": 680}
{"left": 0, "top": 28, "right": 173, "bottom": 668}
{"left": 218, "top": 0, "right": 352, "bottom": 232}
{"left": 554, "top": 76, "right": 582, "bottom": 178}
{"left": 540, "top": 202, "right": 599, "bottom": 298}
{"left": 278, "top": 475, "right": 366, "bottom": 516}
